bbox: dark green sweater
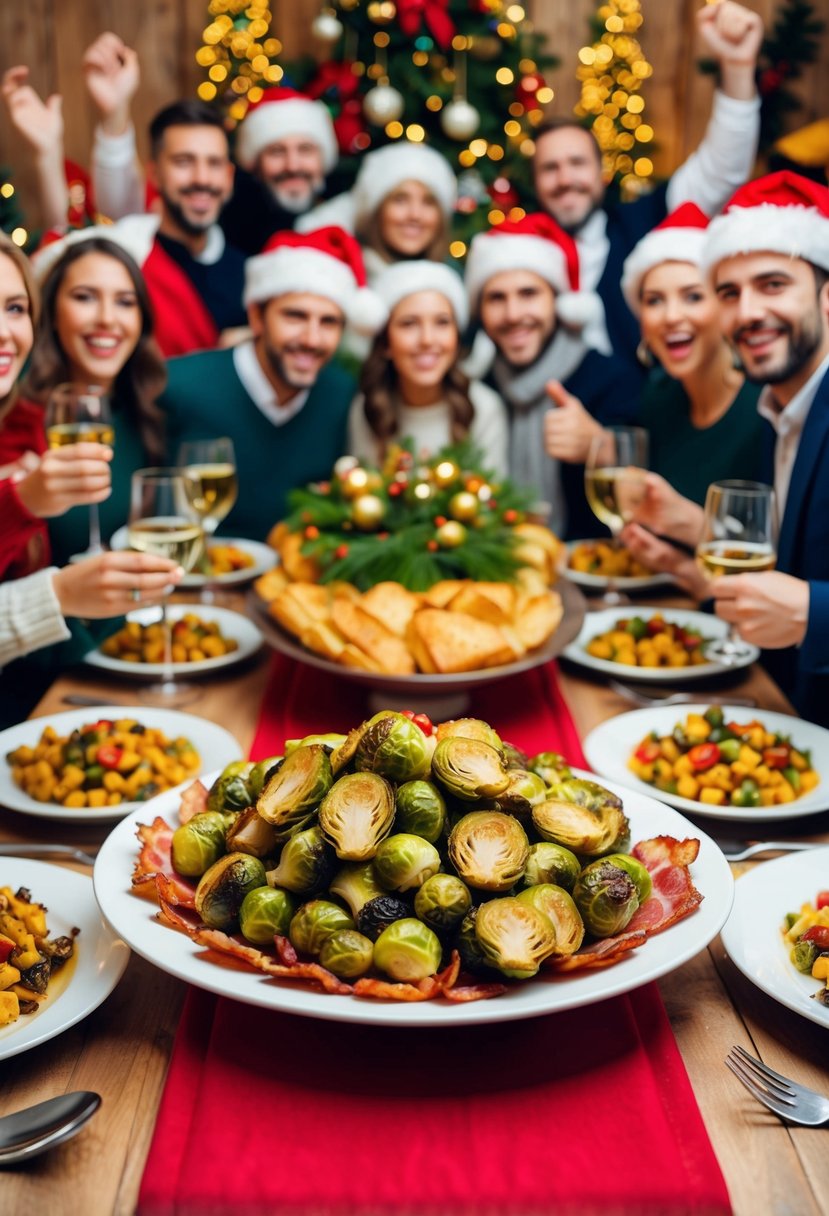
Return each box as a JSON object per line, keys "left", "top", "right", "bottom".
{"left": 160, "top": 347, "right": 355, "bottom": 541}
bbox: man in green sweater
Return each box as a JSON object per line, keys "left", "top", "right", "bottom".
{"left": 161, "top": 226, "right": 384, "bottom": 541}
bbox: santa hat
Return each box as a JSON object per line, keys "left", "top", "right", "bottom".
{"left": 235, "top": 87, "right": 338, "bottom": 173}
{"left": 621, "top": 203, "right": 710, "bottom": 315}
{"left": 371, "top": 261, "right": 468, "bottom": 331}
{"left": 353, "top": 144, "right": 457, "bottom": 233}
{"left": 31, "top": 215, "right": 160, "bottom": 285}
{"left": 701, "top": 170, "right": 829, "bottom": 275}
{"left": 465, "top": 212, "right": 608, "bottom": 352}
{"left": 243, "top": 225, "right": 386, "bottom": 335}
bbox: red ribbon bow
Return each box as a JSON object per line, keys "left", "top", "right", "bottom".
{"left": 306, "top": 60, "right": 360, "bottom": 102}
{"left": 397, "top": 0, "right": 455, "bottom": 49}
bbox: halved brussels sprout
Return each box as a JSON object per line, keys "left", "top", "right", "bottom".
{"left": 288, "top": 899, "right": 355, "bottom": 957}
{"left": 603, "top": 853, "right": 652, "bottom": 905}
{"left": 394, "top": 780, "right": 446, "bottom": 843}
{"left": 239, "top": 885, "right": 295, "bottom": 944}
{"left": 432, "top": 738, "right": 510, "bottom": 802}
{"left": 247, "top": 755, "right": 282, "bottom": 799}
{"left": 502, "top": 741, "right": 530, "bottom": 770}
{"left": 454, "top": 907, "right": 491, "bottom": 975}
{"left": 448, "top": 811, "right": 529, "bottom": 892}
{"left": 495, "top": 769, "right": 548, "bottom": 821}
{"left": 256, "top": 745, "right": 333, "bottom": 830}
{"left": 225, "top": 806, "right": 280, "bottom": 859}
{"left": 516, "top": 884, "right": 585, "bottom": 955}
{"left": 356, "top": 894, "right": 413, "bottom": 941}
{"left": 329, "top": 861, "right": 385, "bottom": 918}
{"left": 531, "top": 780, "right": 629, "bottom": 858}
{"left": 285, "top": 733, "right": 346, "bottom": 757}
{"left": 522, "top": 841, "right": 581, "bottom": 892}
{"left": 373, "top": 917, "right": 442, "bottom": 981}
{"left": 318, "top": 771, "right": 396, "bottom": 861}
{"left": 171, "top": 811, "right": 228, "bottom": 878}
{"left": 330, "top": 721, "right": 368, "bottom": 775}
{"left": 265, "top": 825, "right": 336, "bottom": 895}
{"left": 355, "top": 712, "right": 432, "bottom": 783}
{"left": 195, "top": 852, "right": 267, "bottom": 930}
{"left": 373, "top": 833, "right": 441, "bottom": 893}
{"left": 206, "top": 761, "right": 255, "bottom": 813}
{"left": 474, "top": 897, "right": 557, "bottom": 979}
{"left": 528, "top": 751, "right": 573, "bottom": 786}
{"left": 319, "top": 929, "right": 375, "bottom": 979}
{"left": 435, "top": 718, "right": 504, "bottom": 753}
{"left": 572, "top": 858, "right": 640, "bottom": 937}
{"left": 414, "top": 873, "right": 472, "bottom": 933}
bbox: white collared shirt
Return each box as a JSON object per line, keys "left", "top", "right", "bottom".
{"left": 757, "top": 351, "right": 829, "bottom": 521}
{"left": 232, "top": 340, "right": 309, "bottom": 427}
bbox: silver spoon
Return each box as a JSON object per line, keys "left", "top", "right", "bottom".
{"left": 607, "top": 679, "right": 758, "bottom": 709}
{"left": 61, "top": 694, "right": 127, "bottom": 708}
{"left": 0, "top": 1091, "right": 101, "bottom": 1165}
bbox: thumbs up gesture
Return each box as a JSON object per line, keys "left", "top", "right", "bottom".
{"left": 542, "top": 380, "right": 605, "bottom": 463}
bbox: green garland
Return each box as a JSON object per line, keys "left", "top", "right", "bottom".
{"left": 283, "top": 442, "right": 539, "bottom": 592}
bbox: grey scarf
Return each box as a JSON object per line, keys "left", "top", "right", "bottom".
{"left": 492, "top": 328, "right": 589, "bottom": 535}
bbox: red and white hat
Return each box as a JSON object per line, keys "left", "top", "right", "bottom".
{"left": 701, "top": 170, "right": 829, "bottom": 275}
{"left": 243, "top": 225, "right": 386, "bottom": 335}
{"left": 31, "top": 215, "right": 160, "bottom": 285}
{"left": 235, "top": 87, "right": 338, "bottom": 173}
{"left": 621, "top": 202, "right": 710, "bottom": 314}
{"left": 464, "top": 212, "right": 608, "bottom": 351}
{"left": 371, "top": 260, "right": 468, "bottom": 332}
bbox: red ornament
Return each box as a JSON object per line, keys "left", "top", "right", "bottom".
{"left": 397, "top": 0, "right": 455, "bottom": 48}
{"left": 388, "top": 481, "right": 404, "bottom": 497}
{"left": 434, "top": 515, "right": 447, "bottom": 526}
{"left": 333, "top": 98, "right": 367, "bottom": 155}
{"left": 488, "top": 177, "right": 520, "bottom": 210}
{"left": 334, "top": 543, "right": 350, "bottom": 559}
{"left": 427, "top": 539, "right": 439, "bottom": 551}
{"left": 515, "top": 72, "right": 544, "bottom": 108}
{"left": 759, "top": 67, "right": 785, "bottom": 96}
{"left": 304, "top": 525, "right": 320, "bottom": 540}
{"left": 503, "top": 508, "right": 518, "bottom": 524}
{"left": 378, "top": 531, "right": 390, "bottom": 540}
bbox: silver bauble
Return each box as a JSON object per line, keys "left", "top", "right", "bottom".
{"left": 440, "top": 98, "right": 481, "bottom": 141}
{"left": 311, "top": 11, "right": 344, "bottom": 40}
{"left": 363, "top": 84, "right": 404, "bottom": 126}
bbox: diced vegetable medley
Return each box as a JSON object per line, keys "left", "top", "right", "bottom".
{"left": 628, "top": 706, "right": 820, "bottom": 807}
{"left": 100, "top": 613, "right": 239, "bottom": 664}
{"left": 569, "top": 541, "right": 652, "bottom": 579}
{"left": 586, "top": 613, "right": 709, "bottom": 668}
{"left": 782, "top": 891, "right": 829, "bottom": 1007}
{"left": 0, "top": 884, "right": 77, "bottom": 1027}
{"left": 7, "top": 718, "right": 201, "bottom": 808}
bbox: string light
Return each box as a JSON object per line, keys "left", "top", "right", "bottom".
{"left": 194, "top": 1, "right": 281, "bottom": 125}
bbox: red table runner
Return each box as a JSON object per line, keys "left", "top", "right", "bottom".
{"left": 138, "top": 656, "right": 731, "bottom": 1216}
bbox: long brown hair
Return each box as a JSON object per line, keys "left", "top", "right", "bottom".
{"left": 0, "top": 234, "right": 38, "bottom": 423}
{"left": 359, "top": 323, "right": 474, "bottom": 452}
{"left": 24, "top": 237, "right": 166, "bottom": 462}
{"left": 358, "top": 194, "right": 449, "bottom": 266}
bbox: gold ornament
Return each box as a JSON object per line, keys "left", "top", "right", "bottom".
{"left": 436, "top": 520, "right": 467, "bottom": 548}
{"left": 352, "top": 493, "right": 386, "bottom": 531}
{"left": 342, "top": 467, "right": 371, "bottom": 499}
{"left": 409, "top": 480, "right": 434, "bottom": 504}
{"left": 334, "top": 454, "right": 359, "bottom": 479}
{"left": 433, "top": 459, "right": 461, "bottom": 488}
{"left": 448, "top": 490, "right": 479, "bottom": 522}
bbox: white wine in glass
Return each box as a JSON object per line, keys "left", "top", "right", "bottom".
{"left": 179, "top": 438, "right": 238, "bottom": 537}
{"left": 45, "top": 383, "right": 113, "bottom": 558}
{"left": 584, "top": 426, "right": 649, "bottom": 604}
{"left": 695, "top": 479, "right": 778, "bottom": 665}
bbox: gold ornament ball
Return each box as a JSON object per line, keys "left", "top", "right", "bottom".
{"left": 433, "top": 459, "right": 461, "bottom": 488}
{"left": 436, "top": 520, "right": 467, "bottom": 548}
{"left": 352, "top": 493, "right": 386, "bottom": 531}
{"left": 342, "top": 467, "right": 371, "bottom": 499}
{"left": 449, "top": 490, "right": 479, "bottom": 522}
{"left": 408, "top": 479, "right": 434, "bottom": 503}
{"left": 334, "top": 454, "right": 359, "bottom": 479}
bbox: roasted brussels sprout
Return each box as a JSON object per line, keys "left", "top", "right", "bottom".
{"left": 454, "top": 907, "right": 491, "bottom": 974}
{"left": 435, "top": 718, "right": 504, "bottom": 753}
{"left": 474, "top": 897, "right": 557, "bottom": 979}
{"left": 528, "top": 751, "right": 573, "bottom": 786}
{"left": 516, "top": 884, "right": 585, "bottom": 955}
{"left": 373, "top": 833, "right": 441, "bottom": 892}
{"left": 206, "top": 761, "right": 255, "bottom": 813}
{"left": 171, "top": 811, "right": 229, "bottom": 877}
{"left": 414, "top": 873, "right": 472, "bottom": 933}
{"left": 356, "top": 894, "right": 413, "bottom": 941}
{"left": 329, "top": 861, "right": 385, "bottom": 918}
{"left": 319, "top": 929, "right": 375, "bottom": 979}
{"left": 355, "top": 712, "right": 432, "bottom": 783}
{"left": 532, "top": 780, "right": 629, "bottom": 858}
{"left": 318, "top": 771, "right": 396, "bottom": 861}
{"left": 522, "top": 842, "right": 581, "bottom": 892}
{"left": 448, "top": 811, "right": 529, "bottom": 892}
{"left": 247, "top": 755, "right": 282, "bottom": 799}
{"left": 289, "top": 899, "right": 355, "bottom": 956}
{"left": 239, "top": 885, "right": 295, "bottom": 944}
{"left": 502, "top": 741, "right": 530, "bottom": 769}
{"left": 432, "top": 738, "right": 510, "bottom": 802}
{"left": 394, "top": 780, "right": 447, "bottom": 843}
{"left": 330, "top": 721, "right": 367, "bottom": 774}
{"left": 225, "top": 806, "right": 280, "bottom": 859}
{"left": 495, "top": 769, "right": 548, "bottom": 821}
{"left": 265, "top": 825, "right": 336, "bottom": 895}
{"left": 256, "top": 745, "right": 333, "bottom": 831}
{"left": 195, "top": 853, "right": 267, "bottom": 930}
{"left": 373, "top": 917, "right": 442, "bottom": 981}
{"left": 603, "top": 853, "right": 652, "bottom": 905}
{"left": 572, "top": 858, "right": 641, "bottom": 937}
{"left": 285, "top": 733, "right": 346, "bottom": 757}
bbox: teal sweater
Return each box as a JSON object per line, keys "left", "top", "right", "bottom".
{"left": 160, "top": 348, "right": 355, "bottom": 541}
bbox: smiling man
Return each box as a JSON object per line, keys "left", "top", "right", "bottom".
{"left": 159, "top": 228, "right": 380, "bottom": 540}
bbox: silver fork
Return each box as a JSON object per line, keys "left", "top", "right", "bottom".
{"left": 712, "top": 839, "right": 816, "bottom": 862}
{"left": 607, "top": 679, "right": 758, "bottom": 708}
{"left": 725, "top": 1045, "right": 829, "bottom": 1126}
{"left": 0, "top": 843, "right": 98, "bottom": 866}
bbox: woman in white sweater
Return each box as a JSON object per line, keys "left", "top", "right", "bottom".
{"left": 348, "top": 262, "right": 508, "bottom": 477}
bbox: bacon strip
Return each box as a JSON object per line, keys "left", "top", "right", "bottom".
{"left": 179, "top": 779, "right": 208, "bottom": 824}
{"left": 132, "top": 818, "right": 198, "bottom": 906}
{"left": 443, "top": 982, "right": 509, "bottom": 1003}
{"left": 627, "top": 836, "right": 703, "bottom": 937}
{"left": 545, "top": 930, "right": 647, "bottom": 972}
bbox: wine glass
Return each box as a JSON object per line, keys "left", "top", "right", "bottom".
{"left": 45, "top": 383, "right": 113, "bottom": 559}
{"left": 584, "top": 426, "right": 649, "bottom": 606}
{"left": 178, "top": 438, "right": 238, "bottom": 603}
{"left": 128, "top": 467, "right": 205, "bottom": 705}
{"left": 695, "top": 479, "right": 778, "bottom": 666}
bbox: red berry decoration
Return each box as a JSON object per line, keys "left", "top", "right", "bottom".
{"left": 334, "top": 543, "right": 350, "bottom": 559}
{"left": 434, "top": 515, "right": 447, "bottom": 527}
{"left": 305, "top": 525, "right": 320, "bottom": 540}
{"left": 388, "top": 481, "right": 403, "bottom": 497}
{"left": 427, "top": 539, "right": 439, "bottom": 552}
{"left": 400, "top": 710, "right": 434, "bottom": 736}
{"left": 503, "top": 509, "right": 518, "bottom": 524}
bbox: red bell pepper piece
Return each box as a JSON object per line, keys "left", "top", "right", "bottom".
{"left": 97, "top": 743, "right": 124, "bottom": 769}
{"left": 688, "top": 742, "right": 721, "bottom": 771}
{"left": 802, "top": 925, "right": 829, "bottom": 951}
{"left": 817, "top": 891, "right": 829, "bottom": 911}
{"left": 762, "top": 745, "right": 790, "bottom": 769}
{"left": 635, "top": 740, "right": 661, "bottom": 764}
{"left": 0, "top": 936, "right": 14, "bottom": 964}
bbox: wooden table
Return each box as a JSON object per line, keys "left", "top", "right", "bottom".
{"left": 1, "top": 603, "right": 828, "bottom": 1216}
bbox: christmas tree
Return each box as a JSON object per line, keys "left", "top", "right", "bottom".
{"left": 574, "top": 0, "right": 654, "bottom": 196}
{"left": 0, "top": 169, "right": 28, "bottom": 247}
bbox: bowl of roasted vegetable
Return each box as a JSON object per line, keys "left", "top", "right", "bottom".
{"left": 93, "top": 711, "right": 734, "bottom": 1025}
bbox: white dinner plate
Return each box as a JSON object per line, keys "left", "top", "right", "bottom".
{"left": 93, "top": 770, "right": 733, "bottom": 1027}
{"left": 85, "top": 604, "right": 263, "bottom": 678}
{"left": 720, "top": 848, "right": 829, "bottom": 1029}
{"left": 564, "top": 540, "right": 674, "bottom": 592}
{"left": 0, "top": 707, "right": 243, "bottom": 823}
{"left": 562, "top": 606, "right": 760, "bottom": 682}
{"left": 0, "top": 858, "right": 129, "bottom": 1059}
{"left": 583, "top": 704, "right": 827, "bottom": 823}
{"left": 110, "top": 527, "right": 277, "bottom": 588}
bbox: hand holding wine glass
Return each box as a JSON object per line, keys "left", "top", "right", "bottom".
{"left": 584, "top": 425, "right": 649, "bottom": 605}
{"left": 44, "top": 382, "right": 113, "bottom": 557}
